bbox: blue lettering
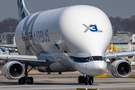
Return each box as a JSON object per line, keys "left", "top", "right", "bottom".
{"left": 33, "top": 31, "right": 37, "bottom": 43}
{"left": 90, "top": 25, "right": 98, "bottom": 32}
{"left": 40, "top": 30, "right": 44, "bottom": 43}
{"left": 36, "top": 31, "right": 40, "bottom": 43}
{"left": 45, "top": 30, "right": 50, "bottom": 42}
{"left": 33, "top": 29, "right": 50, "bottom": 44}
{"left": 43, "top": 30, "right": 47, "bottom": 42}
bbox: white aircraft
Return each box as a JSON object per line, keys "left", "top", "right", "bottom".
{"left": 1, "top": 0, "right": 135, "bottom": 85}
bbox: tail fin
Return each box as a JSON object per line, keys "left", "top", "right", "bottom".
{"left": 17, "top": 0, "right": 30, "bottom": 21}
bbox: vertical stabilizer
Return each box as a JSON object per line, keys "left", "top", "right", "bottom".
{"left": 17, "top": 0, "right": 30, "bottom": 21}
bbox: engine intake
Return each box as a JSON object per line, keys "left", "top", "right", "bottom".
{"left": 109, "top": 60, "right": 132, "bottom": 78}
{"left": 2, "top": 61, "right": 24, "bottom": 80}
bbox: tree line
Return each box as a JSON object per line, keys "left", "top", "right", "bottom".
{"left": 0, "top": 18, "right": 19, "bottom": 33}
{"left": 110, "top": 15, "right": 135, "bottom": 35}
{"left": 1, "top": 16, "right": 135, "bottom": 34}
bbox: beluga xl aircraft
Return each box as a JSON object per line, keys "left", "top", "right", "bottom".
{"left": 0, "top": 0, "right": 135, "bottom": 85}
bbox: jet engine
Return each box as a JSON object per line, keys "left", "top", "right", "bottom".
{"left": 109, "top": 60, "right": 132, "bottom": 78}
{"left": 2, "top": 61, "right": 25, "bottom": 80}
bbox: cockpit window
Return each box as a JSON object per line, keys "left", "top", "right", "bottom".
{"left": 93, "top": 56, "right": 105, "bottom": 60}
{"left": 71, "top": 56, "right": 106, "bottom": 63}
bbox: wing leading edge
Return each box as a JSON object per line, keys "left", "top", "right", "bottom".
{"left": 0, "top": 54, "right": 55, "bottom": 63}
{"left": 0, "top": 44, "right": 17, "bottom": 49}
{"left": 106, "top": 51, "right": 135, "bottom": 59}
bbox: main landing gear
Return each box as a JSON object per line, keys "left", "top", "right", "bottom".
{"left": 18, "top": 63, "right": 34, "bottom": 84}
{"left": 78, "top": 75, "right": 94, "bottom": 85}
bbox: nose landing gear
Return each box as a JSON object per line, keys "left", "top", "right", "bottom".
{"left": 78, "top": 75, "right": 93, "bottom": 85}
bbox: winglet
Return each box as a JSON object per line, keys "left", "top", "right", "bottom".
{"left": 17, "top": 0, "right": 30, "bottom": 21}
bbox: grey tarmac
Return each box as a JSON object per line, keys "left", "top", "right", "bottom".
{"left": 0, "top": 71, "right": 135, "bottom": 90}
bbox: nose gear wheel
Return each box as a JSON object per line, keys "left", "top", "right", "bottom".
{"left": 78, "top": 75, "right": 94, "bottom": 85}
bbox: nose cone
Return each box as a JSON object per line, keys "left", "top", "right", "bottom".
{"left": 75, "top": 61, "right": 107, "bottom": 76}
{"left": 91, "top": 61, "right": 107, "bottom": 75}
{"left": 59, "top": 5, "right": 112, "bottom": 55}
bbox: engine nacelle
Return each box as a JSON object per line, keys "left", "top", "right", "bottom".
{"left": 2, "top": 61, "right": 25, "bottom": 80}
{"left": 109, "top": 60, "right": 132, "bottom": 78}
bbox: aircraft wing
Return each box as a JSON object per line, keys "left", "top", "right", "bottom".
{"left": 105, "top": 51, "right": 135, "bottom": 59}
{"left": 0, "top": 54, "right": 55, "bottom": 63}
{"left": 0, "top": 44, "right": 17, "bottom": 49}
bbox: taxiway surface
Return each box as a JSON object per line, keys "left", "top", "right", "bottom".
{"left": 0, "top": 71, "right": 135, "bottom": 90}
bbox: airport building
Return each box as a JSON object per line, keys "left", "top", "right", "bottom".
{"left": 111, "top": 31, "right": 135, "bottom": 52}
{"left": 0, "top": 32, "right": 15, "bottom": 44}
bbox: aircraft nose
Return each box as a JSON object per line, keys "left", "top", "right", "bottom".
{"left": 75, "top": 61, "right": 107, "bottom": 76}
{"left": 92, "top": 61, "right": 107, "bottom": 75}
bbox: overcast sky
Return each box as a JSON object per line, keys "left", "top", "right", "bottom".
{"left": 0, "top": 0, "right": 135, "bottom": 21}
